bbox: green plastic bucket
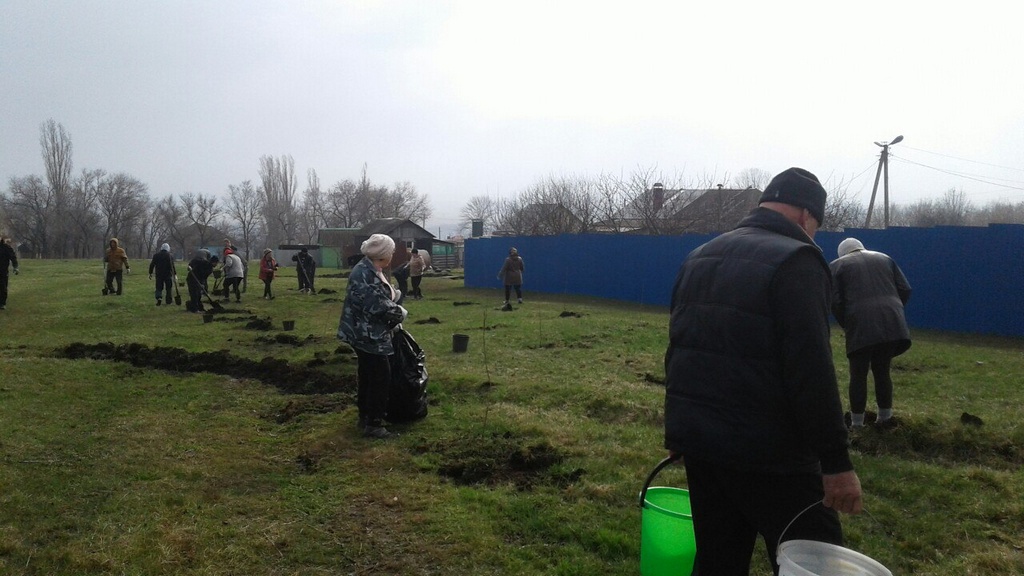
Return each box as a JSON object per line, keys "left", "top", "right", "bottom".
{"left": 639, "top": 455, "right": 696, "bottom": 576}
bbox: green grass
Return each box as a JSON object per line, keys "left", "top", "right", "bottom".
{"left": 1, "top": 260, "right": 1023, "bottom": 575}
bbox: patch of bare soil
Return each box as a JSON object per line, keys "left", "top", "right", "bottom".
{"left": 57, "top": 342, "right": 355, "bottom": 395}
{"left": 413, "top": 317, "right": 441, "bottom": 325}
{"left": 267, "top": 395, "right": 352, "bottom": 425}
{"left": 254, "top": 333, "right": 324, "bottom": 347}
{"left": 414, "top": 431, "right": 584, "bottom": 490}
{"left": 849, "top": 414, "right": 1024, "bottom": 469}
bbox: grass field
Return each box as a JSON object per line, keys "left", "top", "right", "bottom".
{"left": 1, "top": 259, "right": 1022, "bottom": 575}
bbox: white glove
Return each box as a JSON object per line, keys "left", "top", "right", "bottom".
{"left": 399, "top": 305, "right": 408, "bottom": 322}
{"left": 394, "top": 289, "right": 403, "bottom": 302}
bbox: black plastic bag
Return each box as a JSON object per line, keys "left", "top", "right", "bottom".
{"left": 387, "top": 328, "right": 428, "bottom": 423}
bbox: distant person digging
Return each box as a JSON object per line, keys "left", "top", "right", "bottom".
{"left": 292, "top": 247, "right": 317, "bottom": 294}
{"left": 830, "top": 238, "right": 912, "bottom": 430}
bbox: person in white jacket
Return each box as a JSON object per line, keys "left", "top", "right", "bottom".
{"left": 221, "top": 250, "right": 245, "bottom": 302}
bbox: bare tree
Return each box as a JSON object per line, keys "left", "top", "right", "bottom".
{"left": 296, "top": 169, "right": 327, "bottom": 245}
{"left": 226, "top": 180, "right": 265, "bottom": 261}
{"left": 1, "top": 174, "right": 52, "bottom": 257}
{"left": 258, "top": 154, "right": 298, "bottom": 246}
{"left": 387, "top": 181, "right": 432, "bottom": 224}
{"left": 822, "top": 175, "right": 865, "bottom": 232}
{"left": 732, "top": 168, "right": 772, "bottom": 190}
{"left": 97, "top": 173, "right": 150, "bottom": 248}
{"left": 891, "top": 188, "right": 974, "bottom": 228}
{"left": 156, "top": 195, "right": 188, "bottom": 256}
{"left": 323, "top": 179, "right": 362, "bottom": 228}
{"left": 970, "top": 199, "right": 1024, "bottom": 225}
{"left": 179, "top": 193, "right": 221, "bottom": 249}
{"left": 458, "top": 195, "right": 497, "bottom": 234}
{"left": 39, "top": 119, "right": 74, "bottom": 257}
{"left": 67, "top": 168, "right": 104, "bottom": 257}
{"left": 137, "top": 199, "right": 165, "bottom": 259}
{"left": 319, "top": 165, "right": 431, "bottom": 229}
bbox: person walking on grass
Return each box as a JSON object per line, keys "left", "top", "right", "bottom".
{"left": 830, "top": 238, "right": 912, "bottom": 430}
{"left": 338, "top": 234, "right": 408, "bottom": 439}
{"left": 259, "top": 248, "right": 279, "bottom": 300}
{"left": 408, "top": 249, "right": 425, "bottom": 300}
{"left": 664, "top": 167, "right": 861, "bottom": 576}
{"left": 148, "top": 243, "right": 176, "bottom": 306}
{"left": 103, "top": 238, "right": 130, "bottom": 296}
{"left": 221, "top": 249, "right": 245, "bottom": 303}
{"left": 0, "top": 236, "right": 19, "bottom": 311}
{"left": 498, "top": 247, "right": 525, "bottom": 305}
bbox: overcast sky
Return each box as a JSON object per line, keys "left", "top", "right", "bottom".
{"left": 3, "top": 0, "right": 1023, "bottom": 237}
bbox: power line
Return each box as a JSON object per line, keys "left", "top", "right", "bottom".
{"left": 889, "top": 154, "right": 1024, "bottom": 192}
{"left": 899, "top": 145, "right": 1024, "bottom": 173}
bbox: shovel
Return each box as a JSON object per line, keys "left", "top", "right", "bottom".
{"left": 173, "top": 274, "right": 182, "bottom": 306}
{"left": 187, "top": 267, "right": 224, "bottom": 311}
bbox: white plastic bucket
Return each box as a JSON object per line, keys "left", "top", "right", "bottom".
{"left": 778, "top": 539, "right": 892, "bottom": 576}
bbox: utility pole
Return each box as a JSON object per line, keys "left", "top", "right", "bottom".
{"left": 865, "top": 134, "right": 903, "bottom": 228}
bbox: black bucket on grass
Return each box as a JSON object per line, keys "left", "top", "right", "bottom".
{"left": 452, "top": 334, "right": 469, "bottom": 353}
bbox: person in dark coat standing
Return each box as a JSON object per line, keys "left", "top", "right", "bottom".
{"left": 830, "top": 238, "right": 912, "bottom": 429}
{"left": 186, "top": 249, "right": 214, "bottom": 312}
{"left": 665, "top": 167, "right": 861, "bottom": 575}
{"left": 0, "top": 236, "right": 19, "bottom": 310}
{"left": 148, "top": 243, "right": 176, "bottom": 306}
{"left": 292, "top": 247, "right": 317, "bottom": 294}
{"left": 498, "top": 247, "right": 525, "bottom": 304}
{"left": 337, "top": 234, "right": 407, "bottom": 439}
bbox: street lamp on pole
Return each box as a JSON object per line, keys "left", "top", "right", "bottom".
{"left": 864, "top": 134, "right": 904, "bottom": 228}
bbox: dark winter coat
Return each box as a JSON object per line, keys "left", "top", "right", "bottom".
{"left": 0, "top": 242, "right": 17, "bottom": 276}
{"left": 292, "top": 251, "right": 317, "bottom": 274}
{"left": 337, "top": 257, "right": 405, "bottom": 355}
{"left": 830, "top": 249, "right": 912, "bottom": 357}
{"left": 187, "top": 252, "right": 213, "bottom": 288}
{"left": 148, "top": 250, "right": 175, "bottom": 280}
{"left": 499, "top": 255, "right": 524, "bottom": 285}
{"left": 664, "top": 208, "right": 852, "bottom": 475}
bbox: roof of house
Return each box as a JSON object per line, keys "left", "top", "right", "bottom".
{"left": 359, "top": 218, "right": 435, "bottom": 238}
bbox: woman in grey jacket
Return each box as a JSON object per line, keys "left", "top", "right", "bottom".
{"left": 338, "top": 234, "right": 407, "bottom": 439}
{"left": 830, "top": 238, "right": 912, "bottom": 429}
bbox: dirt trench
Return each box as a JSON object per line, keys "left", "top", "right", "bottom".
{"left": 57, "top": 342, "right": 355, "bottom": 395}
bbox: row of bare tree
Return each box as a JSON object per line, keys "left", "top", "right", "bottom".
{"left": 458, "top": 167, "right": 1024, "bottom": 236}
{"left": 0, "top": 121, "right": 432, "bottom": 261}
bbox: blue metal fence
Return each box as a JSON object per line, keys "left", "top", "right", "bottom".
{"left": 466, "top": 224, "right": 1024, "bottom": 337}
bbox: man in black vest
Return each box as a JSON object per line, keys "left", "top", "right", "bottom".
{"left": 664, "top": 167, "right": 862, "bottom": 575}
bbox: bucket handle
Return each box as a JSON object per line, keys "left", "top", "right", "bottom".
{"left": 638, "top": 453, "right": 683, "bottom": 508}
{"left": 776, "top": 499, "right": 823, "bottom": 555}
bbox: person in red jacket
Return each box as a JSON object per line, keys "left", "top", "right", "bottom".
{"left": 258, "top": 248, "right": 279, "bottom": 299}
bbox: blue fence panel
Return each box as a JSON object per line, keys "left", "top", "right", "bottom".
{"left": 466, "top": 224, "right": 1024, "bottom": 337}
